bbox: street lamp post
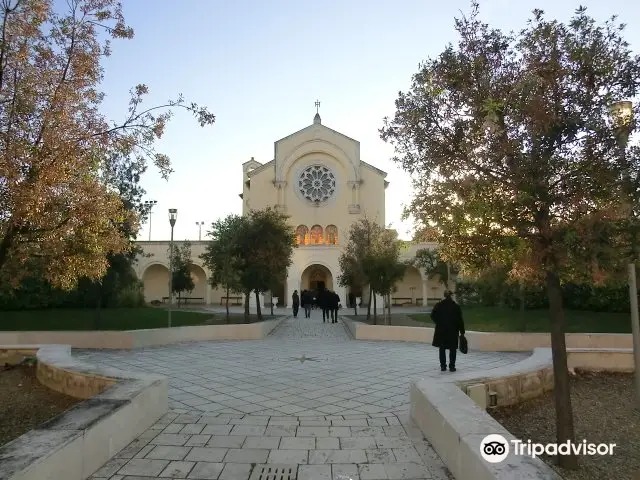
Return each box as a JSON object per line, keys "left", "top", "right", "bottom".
{"left": 611, "top": 99, "right": 640, "bottom": 408}
{"left": 143, "top": 200, "right": 157, "bottom": 241}
{"left": 196, "top": 221, "right": 204, "bottom": 241}
{"left": 168, "top": 209, "right": 178, "bottom": 328}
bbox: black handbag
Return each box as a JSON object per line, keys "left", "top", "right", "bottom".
{"left": 459, "top": 334, "right": 468, "bottom": 354}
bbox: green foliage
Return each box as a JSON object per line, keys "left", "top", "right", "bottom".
{"left": 380, "top": 3, "right": 640, "bottom": 286}
{"left": 200, "top": 215, "right": 244, "bottom": 295}
{"left": 455, "top": 277, "right": 632, "bottom": 313}
{"left": 202, "top": 208, "right": 295, "bottom": 320}
{"left": 366, "top": 228, "right": 407, "bottom": 297}
{"left": 169, "top": 241, "right": 195, "bottom": 302}
{"left": 413, "top": 248, "right": 458, "bottom": 287}
{"left": 337, "top": 219, "right": 376, "bottom": 292}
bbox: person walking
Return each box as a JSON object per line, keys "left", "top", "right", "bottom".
{"left": 319, "top": 288, "right": 330, "bottom": 323}
{"left": 292, "top": 290, "right": 300, "bottom": 318}
{"left": 331, "top": 291, "right": 341, "bottom": 323}
{"left": 430, "top": 290, "right": 465, "bottom": 372}
{"left": 302, "top": 290, "right": 312, "bottom": 318}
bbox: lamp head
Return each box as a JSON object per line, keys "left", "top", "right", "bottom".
{"left": 168, "top": 208, "right": 178, "bottom": 227}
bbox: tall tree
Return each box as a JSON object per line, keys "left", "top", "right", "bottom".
{"left": 338, "top": 218, "right": 378, "bottom": 320}
{"left": 0, "top": 0, "right": 214, "bottom": 289}
{"left": 337, "top": 255, "right": 367, "bottom": 315}
{"left": 413, "top": 248, "right": 458, "bottom": 303}
{"left": 366, "top": 228, "right": 407, "bottom": 324}
{"left": 234, "top": 208, "right": 296, "bottom": 322}
{"left": 381, "top": 3, "right": 640, "bottom": 469}
{"left": 201, "top": 215, "right": 245, "bottom": 322}
{"left": 168, "top": 241, "right": 195, "bottom": 306}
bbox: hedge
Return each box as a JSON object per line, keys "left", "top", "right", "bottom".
{"left": 455, "top": 280, "right": 633, "bottom": 313}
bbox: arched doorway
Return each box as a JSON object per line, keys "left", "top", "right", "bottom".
{"left": 141, "top": 264, "right": 169, "bottom": 303}
{"left": 300, "top": 264, "right": 333, "bottom": 292}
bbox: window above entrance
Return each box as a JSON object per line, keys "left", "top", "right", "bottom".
{"left": 295, "top": 224, "right": 338, "bottom": 246}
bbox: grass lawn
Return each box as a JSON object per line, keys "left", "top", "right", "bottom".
{"left": 407, "top": 306, "right": 632, "bottom": 333}
{"left": 0, "top": 307, "right": 277, "bottom": 331}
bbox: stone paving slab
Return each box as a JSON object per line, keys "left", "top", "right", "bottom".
{"left": 90, "top": 413, "right": 450, "bottom": 480}
{"left": 82, "top": 310, "right": 526, "bottom": 480}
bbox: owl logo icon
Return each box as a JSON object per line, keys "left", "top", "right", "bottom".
{"left": 480, "top": 434, "right": 510, "bottom": 463}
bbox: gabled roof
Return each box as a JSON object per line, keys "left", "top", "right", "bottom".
{"left": 361, "top": 160, "right": 388, "bottom": 178}
{"left": 247, "top": 159, "right": 274, "bottom": 178}
{"left": 275, "top": 121, "right": 360, "bottom": 146}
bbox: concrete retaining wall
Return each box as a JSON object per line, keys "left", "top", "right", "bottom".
{"left": 0, "top": 344, "right": 167, "bottom": 480}
{"left": 342, "top": 318, "right": 633, "bottom": 351}
{"left": 410, "top": 378, "right": 562, "bottom": 480}
{"left": 410, "top": 347, "right": 635, "bottom": 480}
{"left": 0, "top": 318, "right": 286, "bottom": 349}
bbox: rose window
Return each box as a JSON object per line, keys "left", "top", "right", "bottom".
{"left": 298, "top": 165, "right": 336, "bottom": 203}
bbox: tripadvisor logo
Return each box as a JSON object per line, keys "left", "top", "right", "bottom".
{"left": 480, "top": 434, "right": 616, "bottom": 463}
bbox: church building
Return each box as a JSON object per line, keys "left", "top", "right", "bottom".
{"left": 134, "top": 112, "right": 444, "bottom": 308}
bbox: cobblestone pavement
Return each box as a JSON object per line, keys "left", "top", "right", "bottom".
{"left": 79, "top": 309, "right": 528, "bottom": 479}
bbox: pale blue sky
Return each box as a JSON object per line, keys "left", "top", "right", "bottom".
{"left": 97, "top": 0, "right": 639, "bottom": 242}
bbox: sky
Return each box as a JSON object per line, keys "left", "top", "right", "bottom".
{"left": 95, "top": 0, "right": 640, "bottom": 242}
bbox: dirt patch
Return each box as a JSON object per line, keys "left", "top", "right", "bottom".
{"left": 489, "top": 371, "right": 640, "bottom": 480}
{"left": 0, "top": 362, "right": 80, "bottom": 447}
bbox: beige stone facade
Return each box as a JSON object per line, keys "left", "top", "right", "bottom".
{"left": 134, "top": 114, "right": 445, "bottom": 307}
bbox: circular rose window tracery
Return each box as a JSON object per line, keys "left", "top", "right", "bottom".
{"left": 298, "top": 165, "right": 336, "bottom": 203}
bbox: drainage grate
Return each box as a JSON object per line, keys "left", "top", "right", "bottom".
{"left": 250, "top": 465, "right": 297, "bottom": 480}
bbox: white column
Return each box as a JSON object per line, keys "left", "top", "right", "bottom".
{"left": 285, "top": 268, "right": 298, "bottom": 309}
{"left": 206, "top": 285, "right": 211, "bottom": 305}
{"left": 338, "top": 286, "right": 347, "bottom": 308}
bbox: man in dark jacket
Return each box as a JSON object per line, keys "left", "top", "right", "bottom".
{"left": 301, "top": 290, "right": 311, "bottom": 318}
{"left": 318, "top": 288, "right": 330, "bottom": 323}
{"left": 331, "top": 291, "right": 340, "bottom": 323}
{"left": 430, "top": 291, "right": 465, "bottom": 372}
{"left": 292, "top": 290, "right": 300, "bottom": 318}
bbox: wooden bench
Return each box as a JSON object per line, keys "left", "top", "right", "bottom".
{"left": 161, "top": 296, "right": 204, "bottom": 305}
{"left": 392, "top": 297, "right": 413, "bottom": 306}
{"left": 220, "top": 296, "right": 243, "bottom": 306}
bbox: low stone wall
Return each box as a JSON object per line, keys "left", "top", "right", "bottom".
{"left": 0, "top": 317, "right": 286, "bottom": 349}
{"left": 343, "top": 318, "right": 633, "bottom": 350}
{"left": 567, "top": 348, "right": 634, "bottom": 372}
{"left": 0, "top": 344, "right": 167, "bottom": 480}
{"left": 410, "top": 347, "right": 635, "bottom": 479}
{"left": 410, "top": 376, "right": 562, "bottom": 480}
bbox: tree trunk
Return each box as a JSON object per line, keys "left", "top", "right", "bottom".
{"left": 225, "top": 286, "right": 230, "bottom": 323}
{"left": 270, "top": 293, "right": 274, "bottom": 316}
{"left": 0, "top": 228, "right": 16, "bottom": 274}
{"left": 373, "top": 292, "right": 377, "bottom": 325}
{"left": 255, "top": 290, "right": 262, "bottom": 321}
{"left": 94, "top": 281, "right": 102, "bottom": 330}
{"left": 519, "top": 281, "right": 526, "bottom": 331}
{"left": 244, "top": 291, "right": 250, "bottom": 322}
{"left": 386, "top": 293, "right": 392, "bottom": 325}
{"left": 546, "top": 269, "right": 578, "bottom": 470}
{"left": 367, "top": 285, "right": 372, "bottom": 320}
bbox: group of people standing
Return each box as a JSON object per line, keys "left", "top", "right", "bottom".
{"left": 291, "top": 288, "right": 341, "bottom": 323}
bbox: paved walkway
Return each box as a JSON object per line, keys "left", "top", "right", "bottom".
{"left": 80, "top": 309, "right": 527, "bottom": 480}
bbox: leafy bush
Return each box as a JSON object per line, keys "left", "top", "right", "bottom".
{"left": 503, "top": 283, "right": 548, "bottom": 309}
{"left": 115, "top": 282, "right": 146, "bottom": 307}
{"left": 453, "top": 277, "right": 632, "bottom": 312}
{"left": 454, "top": 281, "right": 480, "bottom": 306}
{"left": 562, "top": 282, "right": 631, "bottom": 312}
